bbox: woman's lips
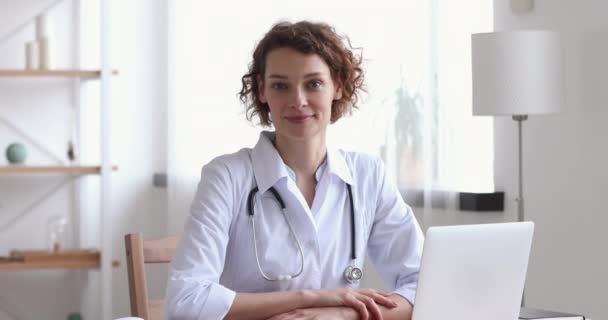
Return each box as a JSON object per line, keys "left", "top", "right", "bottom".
{"left": 285, "top": 115, "right": 314, "bottom": 123}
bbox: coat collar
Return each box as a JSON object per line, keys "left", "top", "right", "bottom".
{"left": 251, "top": 131, "right": 354, "bottom": 193}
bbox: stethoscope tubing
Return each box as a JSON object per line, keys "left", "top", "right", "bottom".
{"left": 346, "top": 183, "right": 356, "bottom": 260}
{"left": 249, "top": 196, "right": 305, "bottom": 281}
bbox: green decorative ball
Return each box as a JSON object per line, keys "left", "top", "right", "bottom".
{"left": 6, "top": 143, "right": 27, "bottom": 164}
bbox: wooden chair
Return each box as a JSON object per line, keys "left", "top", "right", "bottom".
{"left": 125, "top": 233, "right": 178, "bottom": 320}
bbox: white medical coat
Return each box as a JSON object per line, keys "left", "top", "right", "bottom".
{"left": 166, "top": 131, "right": 423, "bottom": 320}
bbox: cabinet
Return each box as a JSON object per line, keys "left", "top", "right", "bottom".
{"left": 0, "top": 1, "right": 116, "bottom": 319}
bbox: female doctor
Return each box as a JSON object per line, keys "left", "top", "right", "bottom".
{"left": 166, "top": 21, "right": 423, "bottom": 320}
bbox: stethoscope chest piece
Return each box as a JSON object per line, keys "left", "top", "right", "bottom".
{"left": 344, "top": 265, "right": 363, "bottom": 284}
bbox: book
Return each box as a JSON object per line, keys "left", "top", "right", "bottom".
{"left": 520, "top": 307, "right": 585, "bottom": 320}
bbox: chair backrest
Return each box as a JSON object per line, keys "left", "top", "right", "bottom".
{"left": 125, "top": 233, "right": 178, "bottom": 320}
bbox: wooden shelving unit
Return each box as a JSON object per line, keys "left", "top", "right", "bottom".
{"left": 0, "top": 1, "right": 116, "bottom": 317}
{"left": 0, "top": 165, "right": 118, "bottom": 174}
{"left": 0, "top": 69, "right": 119, "bottom": 78}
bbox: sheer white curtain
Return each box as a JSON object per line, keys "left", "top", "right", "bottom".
{"left": 168, "top": 0, "right": 493, "bottom": 234}
{"left": 436, "top": 1, "right": 494, "bottom": 193}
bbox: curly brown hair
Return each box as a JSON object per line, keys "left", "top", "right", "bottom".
{"left": 238, "top": 20, "right": 365, "bottom": 127}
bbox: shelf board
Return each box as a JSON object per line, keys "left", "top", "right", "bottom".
{"left": 0, "top": 69, "right": 119, "bottom": 78}
{"left": 0, "top": 249, "right": 120, "bottom": 271}
{"left": 0, "top": 165, "right": 118, "bottom": 174}
{"left": 2, "top": 249, "right": 97, "bottom": 270}
{"left": 0, "top": 258, "right": 100, "bottom": 270}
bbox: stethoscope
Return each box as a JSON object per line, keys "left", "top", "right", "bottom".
{"left": 246, "top": 183, "right": 363, "bottom": 284}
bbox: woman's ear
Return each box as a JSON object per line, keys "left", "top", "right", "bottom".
{"left": 333, "top": 79, "right": 343, "bottom": 100}
{"left": 258, "top": 75, "right": 267, "bottom": 103}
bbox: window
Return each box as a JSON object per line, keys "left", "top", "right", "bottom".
{"left": 169, "top": 0, "right": 495, "bottom": 232}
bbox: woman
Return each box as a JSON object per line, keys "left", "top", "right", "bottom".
{"left": 166, "top": 21, "right": 423, "bottom": 320}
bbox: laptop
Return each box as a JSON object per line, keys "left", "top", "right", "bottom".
{"left": 412, "top": 222, "right": 535, "bottom": 320}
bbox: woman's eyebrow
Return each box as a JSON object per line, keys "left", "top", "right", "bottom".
{"left": 267, "top": 72, "right": 326, "bottom": 80}
{"left": 268, "top": 74, "right": 288, "bottom": 79}
{"left": 304, "top": 72, "right": 323, "bottom": 78}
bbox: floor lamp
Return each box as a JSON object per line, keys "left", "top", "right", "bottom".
{"left": 472, "top": 30, "right": 563, "bottom": 222}
{"left": 471, "top": 30, "right": 563, "bottom": 304}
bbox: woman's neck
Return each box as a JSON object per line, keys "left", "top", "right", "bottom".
{"left": 274, "top": 133, "right": 327, "bottom": 178}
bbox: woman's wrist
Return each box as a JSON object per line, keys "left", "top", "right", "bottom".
{"left": 298, "top": 289, "right": 317, "bottom": 309}
{"left": 339, "top": 306, "right": 360, "bottom": 319}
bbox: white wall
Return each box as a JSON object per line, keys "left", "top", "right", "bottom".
{"left": 0, "top": 0, "right": 168, "bottom": 319}
{"left": 493, "top": 0, "right": 608, "bottom": 318}
{"left": 109, "top": 0, "right": 169, "bottom": 318}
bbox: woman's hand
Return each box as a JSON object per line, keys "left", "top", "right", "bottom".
{"left": 301, "top": 288, "right": 398, "bottom": 320}
{"left": 266, "top": 307, "right": 359, "bottom": 320}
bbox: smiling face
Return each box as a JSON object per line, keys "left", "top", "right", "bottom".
{"left": 258, "top": 47, "right": 343, "bottom": 143}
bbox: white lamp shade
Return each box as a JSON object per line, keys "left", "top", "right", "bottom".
{"left": 472, "top": 30, "right": 563, "bottom": 116}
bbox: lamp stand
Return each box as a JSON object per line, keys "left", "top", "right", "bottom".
{"left": 513, "top": 114, "right": 528, "bottom": 223}
{"left": 513, "top": 114, "right": 528, "bottom": 308}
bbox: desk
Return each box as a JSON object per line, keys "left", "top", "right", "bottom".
{"left": 521, "top": 307, "right": 589, "bottom": 320}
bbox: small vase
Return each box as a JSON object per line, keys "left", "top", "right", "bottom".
{"left": 47, "top": 216, "right": 69, "bottom": 252}
{"left": 5, "top": 143, "right": 27, "bottom": 164}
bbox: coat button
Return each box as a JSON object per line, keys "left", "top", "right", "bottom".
{"left": 307, "top": 240, "right": 316, "bottom": 249}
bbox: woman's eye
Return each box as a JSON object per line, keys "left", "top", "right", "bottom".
{"left": 271, "top": 83, "right": 287, "bottom": 90}
{"left": 308, "top": 80, "right": 322, "bottom": 89}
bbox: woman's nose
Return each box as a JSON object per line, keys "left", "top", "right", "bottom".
{"left": 289, "top": 88, "right": 307, "bottom": 109}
